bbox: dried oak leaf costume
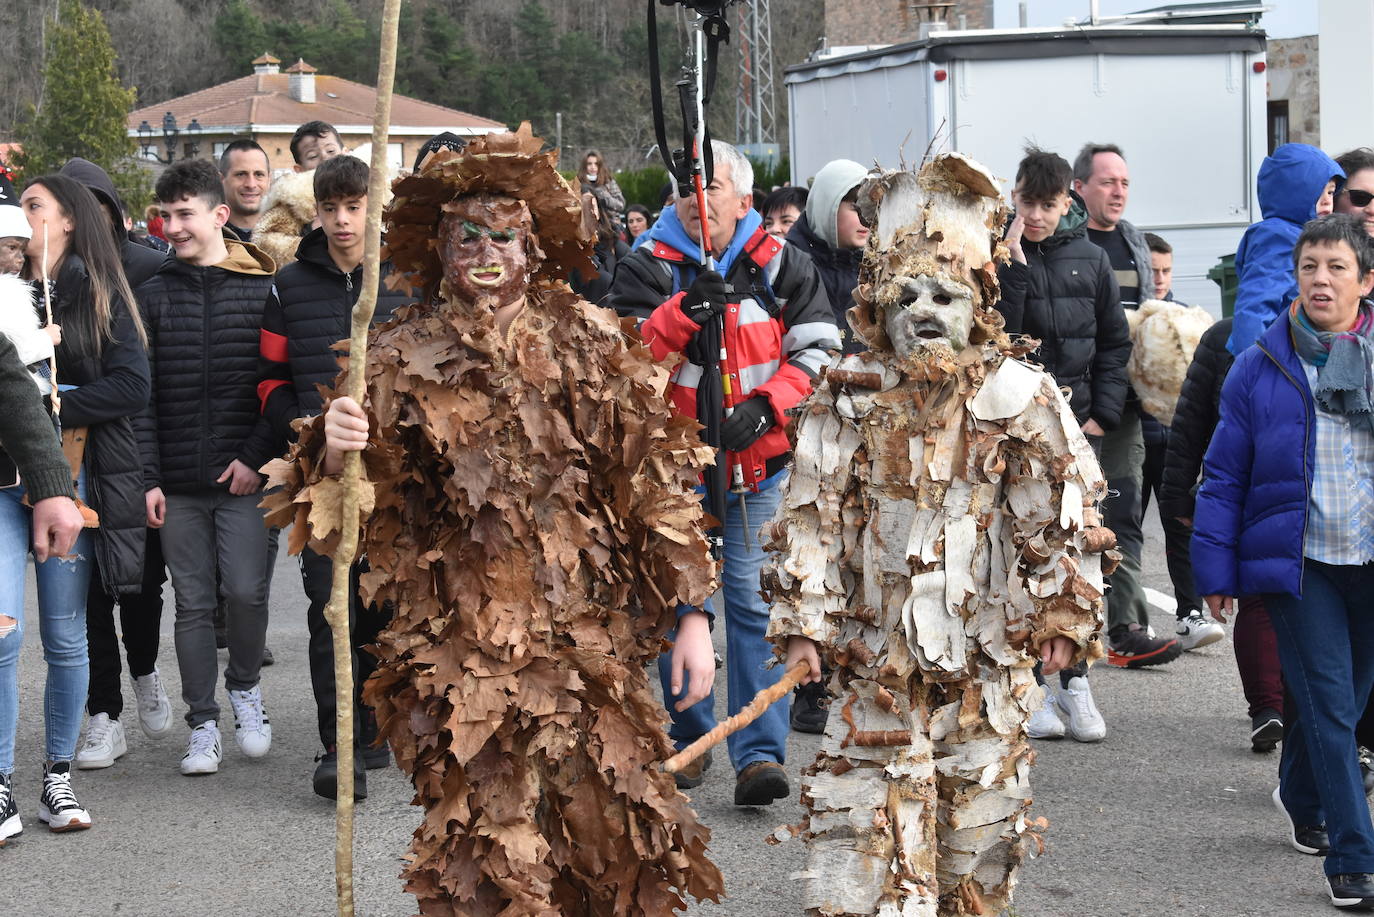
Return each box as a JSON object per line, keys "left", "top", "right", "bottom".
{"left": 263, "top": 125, "right": 724, "bottom": 916}
{"left": 765, "top": 156, "right": 1112, "bottom": 917}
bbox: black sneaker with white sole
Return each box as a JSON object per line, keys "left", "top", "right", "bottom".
{"left": 1329, "top": 874, "right": 1374, "bottom": 910}
{"left": 1251, "top": 708, "right": 1283, "bottom": 753}
{"left": 1273, "top": 785, "right": 1329, "bottom": 855}
{"left": 0, "top": 770, "right": 20, "bottom": 845}
{"left": 38, "top": 761, "right": 91, "bottom": 833}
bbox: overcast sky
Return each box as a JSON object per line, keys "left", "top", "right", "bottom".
{"left": 991, "top": 1, "right": 1316, "bottom": 39}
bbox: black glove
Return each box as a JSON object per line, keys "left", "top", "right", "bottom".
{"left": 680, "top": 270, "right": 729, "bottom": 327}
{"left": 685, "top": 329, "right": 716, "bottom": 366}
{"left": 720, "top": 396, "right": 775, "bottom": 453}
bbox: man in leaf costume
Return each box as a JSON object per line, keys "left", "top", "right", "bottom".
{"left": 263, "top": 125, "right": 724, "bottom": 916}
{"left": 767, "top": 155, "right": 1113, "bottom": 916}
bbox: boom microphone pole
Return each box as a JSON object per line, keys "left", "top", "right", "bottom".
{"left": 647, "top": 0, "right": 750, "bottom": 558}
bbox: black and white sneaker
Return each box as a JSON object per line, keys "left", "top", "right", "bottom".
{"left": 1329, "top": 873, "right": 1374, "bottom": 910}
{"left": 38, "top": 761, "right": 91, "bottom": 833}
{"left": 1273, "top": 785, "right": 1329, "bottom": 855}
{"left": 1251, "top": 708, "right": 1283, "bottom": 753}
{"left": 0, "top": 770, "right": 20, "bottom": 845}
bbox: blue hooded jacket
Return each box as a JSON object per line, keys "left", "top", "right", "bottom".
{"left": 1193, "top": 309, "right": 1315, "bottom": 599}
{"left": 639, "top": 203, "right": 765, "bottom": 276}
{"left": 1227, "top": 144, "right": 1343, "bottom": 355}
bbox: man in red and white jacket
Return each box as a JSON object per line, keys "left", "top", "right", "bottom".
{"left": 607, "top": 141, "right": 839, "bottom": 807}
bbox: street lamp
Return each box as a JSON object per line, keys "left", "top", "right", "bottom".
{"left": 137, "top": 112, "right": 202, "bottom": 163}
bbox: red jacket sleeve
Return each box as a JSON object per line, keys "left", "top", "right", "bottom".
{"left": 639, "top": 292, "right": 698, "bottom": 363}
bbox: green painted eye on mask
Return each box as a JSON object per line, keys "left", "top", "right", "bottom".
{"left": 461, "top": 221, "right": 518, "bottom": 242}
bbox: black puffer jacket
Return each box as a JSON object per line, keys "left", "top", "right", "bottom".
{"left": 786, "top": 213, "right": 863, "bottom": 354}
{"left": 995, "top": 198, "right": 1132, "bottom": 430}
{"left": 135, "top": 237, "right": 277, "bottom": 493}
{"left": 1159, "top": 317, "right": 1233, "bottom": 521}
{"left": 255, "top": 228, "right": 411, "bottom": 458}
{"left": 50, "top": 255, "right": 151, "bottom": 594}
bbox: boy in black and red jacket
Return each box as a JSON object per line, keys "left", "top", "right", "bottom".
{"left": 253, "top": 154, "right": 410, "bottom": 798}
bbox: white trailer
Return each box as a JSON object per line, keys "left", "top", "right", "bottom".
{"left": 786, "top": 25, "right": 1270, "bottom": 312}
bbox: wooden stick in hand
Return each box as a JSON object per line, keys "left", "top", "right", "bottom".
{"left": 663, "top": 661, "right": 812, "bottom": 774}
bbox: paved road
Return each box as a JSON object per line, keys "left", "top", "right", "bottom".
{"left": 2, "top": 512, "right": 1361, "bottom": 916}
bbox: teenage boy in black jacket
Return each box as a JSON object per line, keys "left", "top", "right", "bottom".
{"left": 136, "top": 160, "right": 278, "bottom": 777}
{"left": 995, "top": 146, "right": 1132, "bottom": 743}
{"left": 253, "top": 155, "right": 410, "bottom": 797}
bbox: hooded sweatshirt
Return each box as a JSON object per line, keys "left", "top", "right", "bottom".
{"left": 1228, "top": 143, "right": 1344, "bottom": 355}
{"left": 60, "top": 158, "right": 167, "bottom": 289}
{"left": 787, "top": 158, "right": 868, "bottom": 353}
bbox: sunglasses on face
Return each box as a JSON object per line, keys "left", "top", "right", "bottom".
{"left": 1343, "top": 188, "right": 1374, "bottom": 207}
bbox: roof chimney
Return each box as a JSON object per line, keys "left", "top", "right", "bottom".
{"left": 252, "top": 53, "right": 281, "bottom": 76}
{"left": 286, "top": 59, "right": 317, "bottom": 104}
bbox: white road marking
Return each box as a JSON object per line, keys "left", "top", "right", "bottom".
{"left": 1144, "top": 587, "right": 1177, "bottom": 614}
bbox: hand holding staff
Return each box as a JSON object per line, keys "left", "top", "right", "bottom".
{"left": 663, "top": 661, "right": 812, "bottom": 774}
{"left": 325, "top": 1, "right": 401, "bottom": 914}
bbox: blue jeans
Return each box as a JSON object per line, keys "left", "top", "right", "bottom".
{"left": 658, "top": 472, "right": 788, "bottom": 772}
{"left": 0, "top": 473, "right": 93, "bottom": 774}
{"left": 1267, "top": 559, "right": 1374, "bottom": 876}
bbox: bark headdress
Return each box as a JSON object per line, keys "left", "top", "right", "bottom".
{"left": 848, "top": 154, "right": 1012, "bottom": 360}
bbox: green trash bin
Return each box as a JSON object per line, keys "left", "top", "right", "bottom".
{"left": 1208, "top": 253, "right": 1238, "bottom": 318}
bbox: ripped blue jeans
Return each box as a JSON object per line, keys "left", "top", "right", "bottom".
{"left": 0, "top": 471, "right": 92, "bottom": 774}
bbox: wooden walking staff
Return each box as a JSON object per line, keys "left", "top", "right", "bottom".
{"left": 663, "top": 661, "right": 812, "bottom": 773}
{"left": 41, "top": 223, "right": 60, "bottom": 415}
{"left": 324, "top": 0, "right": 401, "bottom": 913}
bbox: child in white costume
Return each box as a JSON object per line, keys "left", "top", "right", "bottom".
{"left": 768, "top": 155, "right": 1113, "bottom": 917}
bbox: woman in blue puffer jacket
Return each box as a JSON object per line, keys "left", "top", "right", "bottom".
{"left": 1194, "top": 214, "right": 1374, "bottom": 911}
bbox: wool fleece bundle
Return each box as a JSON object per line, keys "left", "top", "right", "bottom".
{"left": 264, "top": 124, "right": 724, "bottom": 916}
{"left": 1124, "top": 299, "right": 1215, "bottom": 426}
{"left": 766, "top": 154, "right": 1114, "bottom": 917}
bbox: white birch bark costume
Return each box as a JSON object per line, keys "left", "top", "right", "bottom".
{"left": 765, "top": 155, "right": 1114, "bottom": 917}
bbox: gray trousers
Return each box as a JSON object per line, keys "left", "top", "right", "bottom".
{"left": 1099, "top": 405, "right": 1148, "bottom": 634}
{"left": 161, "top": 490, "right": 270, "bottom": 727}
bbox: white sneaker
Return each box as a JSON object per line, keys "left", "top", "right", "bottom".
{"left": 228, "top": 685, "right": 272, "bottom": 758}
{"left": 130, "top": 667, "right": 173, "bottom": 738}
{"left": 1027, "top": 688, "right": 1066, "bottom": 739}
{"left": 1056, "top": 676, "right": 1107, "bottom": 742}
{"left": 181, "top": 721, "right": 223, "bottom": 775}
{"left": 1176, "top": 611, "right": 1225, "bottom": 651}
{"left": 76, "top": 713, "right": 128, "bottom": 769}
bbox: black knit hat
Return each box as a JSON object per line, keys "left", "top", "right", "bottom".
{"left": 413, "top": 132, "right": 468, "bottom": 173}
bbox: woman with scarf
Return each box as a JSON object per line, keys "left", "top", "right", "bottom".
{"left": 1195, "top": 213, "right": 1374, "bottom": 911}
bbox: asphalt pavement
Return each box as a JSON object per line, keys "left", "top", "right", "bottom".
{"left": 2, "top": 510, "right": 1364, "bottom": 917}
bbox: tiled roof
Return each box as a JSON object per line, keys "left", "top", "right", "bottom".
{"left": 128, "top": 72, "right": 504, "bottom": 133}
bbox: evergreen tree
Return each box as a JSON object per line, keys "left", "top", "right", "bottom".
{"left": 211, "top": 0, "right": 271, "bottom": 83}
{"left": 12, "top": 0, "right": 149, "bottom": 208}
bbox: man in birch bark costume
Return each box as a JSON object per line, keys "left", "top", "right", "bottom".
{"left": 261, "top": 125, "right": 725, "bottom": 915}
{"left": 766, "top": 154, "right": 1113, "bottom": 916}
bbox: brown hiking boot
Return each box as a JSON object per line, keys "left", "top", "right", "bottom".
{"left": 734, "top": 760, "right": 789, "bottom": 806}
{"left": 673, "top": 749, "right": 712, "bottom": 790}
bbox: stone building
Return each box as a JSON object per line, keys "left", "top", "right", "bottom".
{"left": 823, "top": 0, "right": 994, "bottom": 47}
{"left": 126, "top": 54, "right": 504, "bottom": 175}
{"left": 1265, "top": 35, "right": 1320, "bottom": 148}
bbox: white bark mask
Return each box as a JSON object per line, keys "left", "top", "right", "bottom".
{"left": 880, "top": 273, "right": 976, "bottom": 357}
